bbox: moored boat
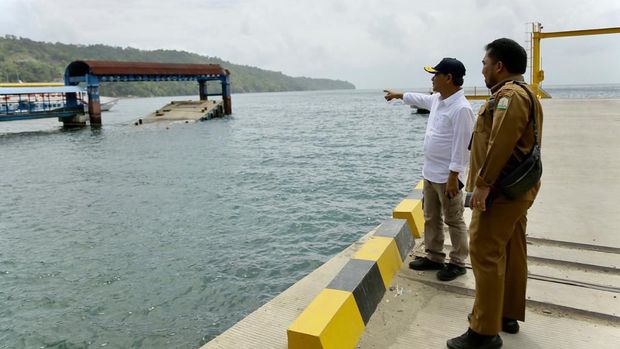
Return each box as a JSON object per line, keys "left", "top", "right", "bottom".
{"left": 0, "top": 82, "right": 118, "bottom": 113}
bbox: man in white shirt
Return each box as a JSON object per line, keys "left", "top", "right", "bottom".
{"left": 385, "top": 58, "right": 475, "bottom": 281}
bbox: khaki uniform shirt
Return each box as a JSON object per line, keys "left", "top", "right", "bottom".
{"left": 466, "top": 75, "right": 544, "bottom": 201}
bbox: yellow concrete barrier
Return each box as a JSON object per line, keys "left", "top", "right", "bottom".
{"left": 287, "top": 213, "right": 418, "bottom": 349}
{"left": 352, "top": 236, "right": 402, "bottom": 288}
{"left": 392, "top": 198, "right": 424, "bottom": 238}
{"left": 287, "top": 288, "right": 365, "bottom": 349}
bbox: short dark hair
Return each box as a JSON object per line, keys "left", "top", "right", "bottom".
{"left": 485, "top": 38, "right": 527, "bottom": 74}
{"left": 451, "top": 74, "right": 464, "bottom": 87}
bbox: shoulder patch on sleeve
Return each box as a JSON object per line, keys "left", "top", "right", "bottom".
{"left": 496, "top": 97, "right": 510, "bottom": 110}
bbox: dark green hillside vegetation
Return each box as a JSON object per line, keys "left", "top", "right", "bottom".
{"left": 0, "top": 35, "right": 354, "bottom": 97}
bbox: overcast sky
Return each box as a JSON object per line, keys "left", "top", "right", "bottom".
{"left": 1, "top": 0, "right": 619, "bottom": 89}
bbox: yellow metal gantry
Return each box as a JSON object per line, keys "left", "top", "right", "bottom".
{"left": 530, "top": 23, "right": 620, "bottom": 98}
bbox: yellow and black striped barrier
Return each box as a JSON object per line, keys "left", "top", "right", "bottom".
{"left": 287, "top": 182, "right": 424, "bottom": 349}
{"left": 392, "top": 181, "right": 424, "bottom": 238}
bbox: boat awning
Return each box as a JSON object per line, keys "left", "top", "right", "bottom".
{"left": 0, "top": 86, "right": 86, "bottom": 95}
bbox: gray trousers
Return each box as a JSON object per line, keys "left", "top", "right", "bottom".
{"left": 422, "top": 179, "right": 469, "bottom": 267}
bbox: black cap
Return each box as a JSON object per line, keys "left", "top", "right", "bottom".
{"left": 424, "top": 58, "right": 466, "bottom": 77}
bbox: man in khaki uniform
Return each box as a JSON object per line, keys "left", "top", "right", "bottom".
{"left": 447, "top": 38, "right": 543, "bottom": 349}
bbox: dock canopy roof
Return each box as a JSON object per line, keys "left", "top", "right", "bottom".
{"left": 66, "top": 61, "right": 229, "bottom": 78}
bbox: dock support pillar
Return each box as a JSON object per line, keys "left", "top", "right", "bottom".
{"left": 66, "top": 92, "right": 78, "bottom": 109}
{"left": 87, "top": 85, "right": 102, "bottom": 126}
{"left": 61, "top": 91, "right": 86, "bottom": 127}
{"left": 224, "top": 96, "right": 232, "bottom": 115}
{"left": 199, "top": 80, "right": 208, "bottom": 101}
{"left": 222, "top": 74, "right": 232, "bottom": 115}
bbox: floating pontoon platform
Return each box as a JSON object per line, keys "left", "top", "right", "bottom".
{"left": 137, "top": 100, "right": 225, "bottom": 125}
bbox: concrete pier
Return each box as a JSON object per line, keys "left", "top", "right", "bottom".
{"left": 137, "top": 100, "right": 225, "bottom": 125}
{"left": 201, "top": 98, "right": 620, "bottom": 349}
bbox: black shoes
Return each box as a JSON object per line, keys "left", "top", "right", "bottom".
{"left": 408, "top": 257, "right": 444, "bottom": 270}
{"left": 501, "top": 318, "right": 520, "bottom": 334}
{"left": 409, "top": 258, "right": 466, "bottom": 281}
{"left": 467, "top": 313, "right": 520, "bottom": 334}
{"left": 437, "top": 263, "right": 466, "bottom": 281}
{"left": 447, "top": 328, "right": 503, "bottom": 349}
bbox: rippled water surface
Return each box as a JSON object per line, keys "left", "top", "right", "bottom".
{"left": 2, "top": 86, "right": 618, "bottom": 348}
{"left": 1, "top": 90, "right": 428, "bottom": 348}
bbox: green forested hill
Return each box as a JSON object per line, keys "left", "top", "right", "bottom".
{"left": 0, "top": 35, "right": 355, "bottom": 97}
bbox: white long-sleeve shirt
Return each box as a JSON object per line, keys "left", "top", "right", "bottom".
{"left": 403, "top": 89, "right": 475, "bottom": 184}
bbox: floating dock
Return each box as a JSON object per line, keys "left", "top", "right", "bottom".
{"left": 137, "top": 100, "right": 225, "bottom": 125}
{"left": 202, "top": 98, "right": 620, "bottom": 349}
{"left": 65, "top": 60, "right": 232, "bottom": 126}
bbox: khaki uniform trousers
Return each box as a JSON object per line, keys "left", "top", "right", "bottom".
{"left": 469, "top": 197, "right": 532, "bottom": 335}
{"left": 423, "top": 179, "right": 469, "bottom": 267}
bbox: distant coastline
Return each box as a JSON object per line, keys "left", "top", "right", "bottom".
{"left": 0, "top": 35, "right": 355, "bottom": 97}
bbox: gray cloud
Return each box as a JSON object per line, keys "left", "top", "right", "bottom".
{"left": 1, "top": 0, "right": 619, "bottom": 88}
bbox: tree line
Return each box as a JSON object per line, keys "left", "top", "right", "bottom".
{"left": 0, "top": 35, "right": 355, "bottom": 97}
